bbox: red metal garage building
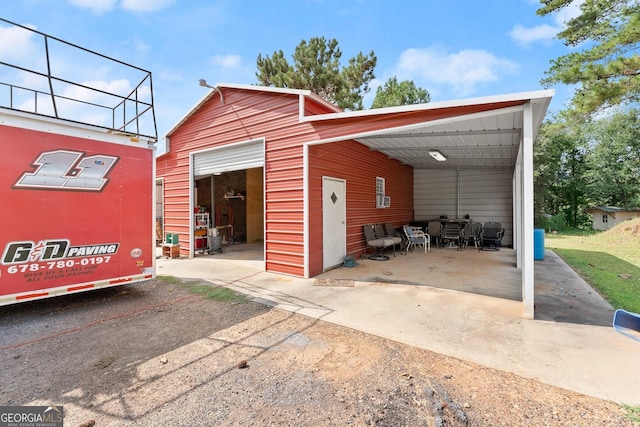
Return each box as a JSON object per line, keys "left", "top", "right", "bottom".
{"left": 156, "top": 83, "right": 552, "bottom": 317}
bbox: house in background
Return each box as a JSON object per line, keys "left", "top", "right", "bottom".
{"left": 155, "top": 83, "right": 553, "bottom": 318}
{"left": 587, "top": 206, "right": 640, "bottom": 230}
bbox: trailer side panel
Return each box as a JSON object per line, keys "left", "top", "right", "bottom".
{"left": 0, "top": 122, "right": 154, "bottom": 305}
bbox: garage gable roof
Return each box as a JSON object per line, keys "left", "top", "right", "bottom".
{"left": 165, "top": 82, "right": 341, "bottom": 138}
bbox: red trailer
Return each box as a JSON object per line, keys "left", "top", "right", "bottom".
{"left": 0, "top": 18, "right": 157, "bottom": 305}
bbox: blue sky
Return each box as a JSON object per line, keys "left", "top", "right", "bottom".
{"left": 1, "top": 0, "right": 581, "bottom": 154}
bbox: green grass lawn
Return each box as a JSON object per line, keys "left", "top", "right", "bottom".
{"left": 545, "top": 219, "right": 640, "bottom": 312}
{"left": 157, "top": 275, "right": 248, "bottom": 303}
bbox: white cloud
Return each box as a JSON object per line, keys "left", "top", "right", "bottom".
{"left": 509, "top": 24, "right": 557, "bottom": 45}
{"left": 206, "top": 54, "right": 255, "bottom": 83}
{"left": 0, "top": 23, "right": 50, "bottom": 90}
{"left": 74, "top": 78, "right": 136, "bottom": 99}
{"left": 121, "top": 0, "right": 175, "bottom": 12}
{"left": 510, "top": 0, "right": 584, "bottom": 45}
{"left": 210, "top": 54, "right": 243, "bottom": 69}
{"left": 69, "top": 0, "right": 174, "bottom": 13}
{"left": 393, "top": 46, "right": 519, "bottom": 97}
{"left": 0, "top": 23, "right": 39, "bottom": 63}
{"left": 68, "top": 0, "right": 117, "bottom": 14}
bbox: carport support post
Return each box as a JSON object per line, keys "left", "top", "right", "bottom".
{"left": 522, "top": 102, "right": 535, "bottom": 318}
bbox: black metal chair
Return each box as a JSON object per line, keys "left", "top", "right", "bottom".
{"left": 482, "top": 222, "right": 504, "bottom": 250}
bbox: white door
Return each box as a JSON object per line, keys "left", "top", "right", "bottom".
{"left": 322, "top": 177, "right": 346, "bottom": 271}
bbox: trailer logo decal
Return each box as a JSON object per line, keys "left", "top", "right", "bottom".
{"left": 13, "top": 150, "right": 119, "bottom": 192}
{"left": 2, "top": 240, "right": 119, "bottom": 265}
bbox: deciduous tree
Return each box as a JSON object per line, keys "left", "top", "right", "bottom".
{"left": 534, "top": 118, "right": 589, "bottom": 228}
{"left": 583, "top": 109, "right": 640, "bottom": 207}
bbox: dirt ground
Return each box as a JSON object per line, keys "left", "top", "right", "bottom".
{"left": 0, "top": 278, "right": 635, "bottom": 427}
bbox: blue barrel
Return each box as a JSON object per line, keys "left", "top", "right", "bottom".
{"left": 534, "top": 228, "right": 545, "bottom": 260}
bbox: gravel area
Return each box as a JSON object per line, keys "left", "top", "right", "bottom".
{"left": 0, "top": 278, "right": 636, "bottom": 426}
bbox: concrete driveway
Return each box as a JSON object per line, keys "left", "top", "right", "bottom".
{"left": 156, "top": 244, "right": 640, "bottom": 405}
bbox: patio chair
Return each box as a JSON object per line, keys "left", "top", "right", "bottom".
{"left": 482, "top": 222, "right": 504, "bottom": 250}
{"left": 442, "top": 222, "right": 462, "bottom": 250}
{"left": 363, "top": 224, "right": 396, "bottom": 258}
{"left": 403, "top": 225, "right": 430, "bottom": 253}
{"left": 375, "top": 223, "right": 402, "bottom": 256}
{"left": 427, "top": 221, "right": 443, "bottom": 247}
{"left": 462, "top": 222, "right": 482, "bottom": 251}
{"left": 384, "top": 223, "right": 407, "bottom": 255}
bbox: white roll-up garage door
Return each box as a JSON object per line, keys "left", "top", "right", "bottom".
{"left": 193, "top": 138, "right": 264, "bottom": 177}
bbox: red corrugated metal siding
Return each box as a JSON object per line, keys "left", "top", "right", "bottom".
{"left": 307, "top": 140, "right": 413, "bottom": 277}
{"left": 172, "top": 93, "right": 299, "bottom": 152}
{"left": 267, "top": 167, "right": 303, "bottom": 182}
{"left": 156, "top": 152, "right": 191, "bottom": 255}
{"left": 265, "top": 177, "right": 303, "bottom": 192}
{"left": 266, "top": 230, "right": 304, "bottom": 243}
{"left": 263, "top": 138, "right": 306, "bottom": 273}
{"left": 158, "top": 88, "right": 311, "bottom": 269}
{"left": 304, "top": 97, "right": 341, "bottom": 115}
{"left": 264, "top": 199, "right": 304, "bottom": 211}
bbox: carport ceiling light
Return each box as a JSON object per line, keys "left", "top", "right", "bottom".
{"left": 429, "top": 150, "right": 446, "bottom": 161}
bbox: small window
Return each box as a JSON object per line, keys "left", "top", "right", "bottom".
{"left": 376, "top": 177, "right": 385, "bottom": 196}
{"left": 376, "top": 177, "right": 386, "bottom": 208}
{"left": 602, "top": 214, "right": 608, "bottom": 223}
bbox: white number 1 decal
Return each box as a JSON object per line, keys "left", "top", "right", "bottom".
{"left": 14, "top": 150, "right": 119, "bottom": 191}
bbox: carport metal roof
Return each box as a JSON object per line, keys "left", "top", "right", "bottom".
{"left": 307, "top": 90, "right": 554, "bottom": 171}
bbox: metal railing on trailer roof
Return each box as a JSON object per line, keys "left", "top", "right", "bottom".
{"left": 0, "top": 17, "right": 157, "bottom": 141}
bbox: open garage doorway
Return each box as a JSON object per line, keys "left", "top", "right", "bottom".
{"left": 193, "top": 167, "right": 264, "bottom": 257}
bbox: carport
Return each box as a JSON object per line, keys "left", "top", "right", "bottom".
{"left": 302, "top": 90, "right": 553, "bottom": 318}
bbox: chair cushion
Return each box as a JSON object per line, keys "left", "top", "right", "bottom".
{"left": 367, "top": 238, "right": 388, "bottom": 248}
